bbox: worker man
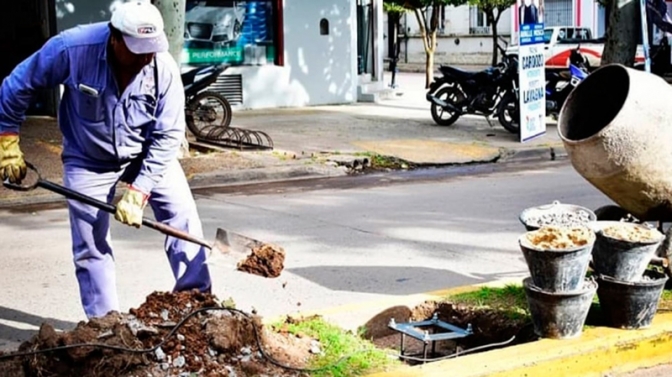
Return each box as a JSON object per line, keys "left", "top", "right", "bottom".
{"left": 0, "top": 1, "right": 212, "bottom": 318}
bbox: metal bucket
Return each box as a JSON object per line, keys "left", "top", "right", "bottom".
{"left": 519, "top": 201, "right": 597, "bottom": 231}
{"left": 519, "top": 230, "right": 595, "bottom": 292}
{"left": 590, "top": 221, "right": 664, "bottom": 282}
{"left": 524, "top": 277, "right": 597, "bottom": 339}
{"left": 596, "top": 270, "right": 668, "bottom": 329}
{"left": 558, "top": 64, "right": 672, "bottom": 222}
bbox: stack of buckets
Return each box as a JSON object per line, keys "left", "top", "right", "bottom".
{"left": 519, "top": 203, "right": 669, "bottom": 339}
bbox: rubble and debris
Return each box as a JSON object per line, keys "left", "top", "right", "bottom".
{"left": 0, "top": 290, "right": 316, "bottom": 377}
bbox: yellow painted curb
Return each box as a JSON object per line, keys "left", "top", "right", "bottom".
{"left": 365, "top": 312, "right": 672, "bottom": 377}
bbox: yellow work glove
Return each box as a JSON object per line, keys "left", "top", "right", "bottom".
{"left": 114, "top": 186, "right": 149, "bottom": 228}
{"left": 0, "top": 134, "right": 27, "bottom": 184}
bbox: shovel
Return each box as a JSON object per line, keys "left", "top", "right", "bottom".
{"left": 3, "top": 162, "right": 268, "bottom": 269}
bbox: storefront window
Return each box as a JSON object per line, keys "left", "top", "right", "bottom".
{"left": 182, "top": 1, "right": 278, "bottom": 67}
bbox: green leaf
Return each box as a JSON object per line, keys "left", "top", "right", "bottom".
{"left": 467, "top": 0, "right": 516, "bottom": 12}
{"left": 383, "top": 0, "right": 467, "bottom": 10}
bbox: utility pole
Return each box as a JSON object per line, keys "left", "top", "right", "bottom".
{"left": 152, "top": 0, "right": 187, "bottom": 64}
{"left": 152, "top": 0, "right": 191, "bottom": 158}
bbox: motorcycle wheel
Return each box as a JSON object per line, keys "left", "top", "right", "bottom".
{"left": 185, "top": 91, "right": 233, "bottom": 138}
{"left": 430, "top": 86, "right": 462, "bottom": 126}
{"left": 497, "top": 92, "right": 520, "bottom": 134}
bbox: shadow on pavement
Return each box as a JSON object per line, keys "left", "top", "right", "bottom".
{"left": 286, "top": 265, "right": 515, "bottom": 295}
{"left": 0, "top": 306, "right": 78, "bottom": 350}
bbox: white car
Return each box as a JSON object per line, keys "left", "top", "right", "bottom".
{"left": 185, "top": 1, "right": 246, "bottom": 47}
{"left": 506, "top": 26, "right": 646, "bottom": 70}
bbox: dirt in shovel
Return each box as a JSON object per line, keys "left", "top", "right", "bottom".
{"left": 361, "top": 301, "right": 536, "bottom": 365}
{"left": 237, "top": 243, "right": 286, "bottom": 278}
{"left": 0, "top": 290, "right": 315, "bottom": 377}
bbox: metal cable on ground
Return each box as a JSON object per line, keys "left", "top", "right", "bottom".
{"left": 0, "top": 307, "right": 371, "bottom": 373}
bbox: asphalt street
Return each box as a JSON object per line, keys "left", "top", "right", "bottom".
{"left": 0, "top": 160, "right": 611, "bottom": 350}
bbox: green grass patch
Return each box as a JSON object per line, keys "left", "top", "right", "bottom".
{"left": 271, "top": 316, "right": 401, "bottom": 377}
{"left": 446, "top": 285, "right": 530, "bottom": 320}
{"left": 353, "top": 151, "right": 411, "bottom": 170}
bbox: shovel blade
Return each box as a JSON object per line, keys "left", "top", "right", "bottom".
{"left": 213, "top": 228, "right": 264, "bottom": 256}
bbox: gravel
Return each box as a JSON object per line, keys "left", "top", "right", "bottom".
{"left": 525, "top": 210, "right": 593, "bottom": 228}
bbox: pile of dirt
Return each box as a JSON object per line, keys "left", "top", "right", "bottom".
{"left": 363, "top": 301, "right": 536, "bottom": 364}
{"left": 0, "top": 290, "right": 316, "bottom": 377}
{"left": 237, "top": 244, "right": 286, "bottom": 278}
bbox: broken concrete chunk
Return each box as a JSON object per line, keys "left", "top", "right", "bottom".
{"left": 173, "top": 355, "right": 186, "bottom": 368}
{"left": 154, "top": 347, "right": 166, "bottom": 361}
{"left": 126, "top": 319, "right": 159, "bottom": 336}
{"left": 96, "top": 330, "right": 114, "bottom": 340}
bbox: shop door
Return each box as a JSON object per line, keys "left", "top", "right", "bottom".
{"left": 357, "top": 0, "right": 374, "bottom": 75}
{"left": 0, "top": 0, "right": 56, "bottom": 116}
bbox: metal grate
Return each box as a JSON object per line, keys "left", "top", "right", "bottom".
{"left": 208, "top": 74, "right": 244, "bottom": 106}
{"left": 543, "top": 0, "right": 573, "bottom": 27}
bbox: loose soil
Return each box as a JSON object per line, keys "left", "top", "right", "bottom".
{"left": 361, "top": 301, "right": 536, "bottom": 365}
{"left": 237, "top": 244, "right": 286, "bottom": 278}
{"left": 525, "top": 226, "right": 594, "bottom": 250}
{"left": 602, "top": 224, "right": 663, "bottom": 243}
{"left": 0, "top": 290, "right": 315, "bottom": 377}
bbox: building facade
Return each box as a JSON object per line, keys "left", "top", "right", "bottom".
{"left": 0, "top": 0, "right": 385, "bottom": 115}
{"left": 387, "top": 0, "right": 672, "bottom": 67}
{"left": 385, "top": 5, "right": 513, "bottom": 66}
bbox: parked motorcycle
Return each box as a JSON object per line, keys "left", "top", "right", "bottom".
{"left": 181, "top": 64, "right": 233, "bottom": 138}
{"left": 426, "top": 43, "right": 520, "bottom": 134}
{"left": 544, "top": 47, "right": 590, "bottom": 120}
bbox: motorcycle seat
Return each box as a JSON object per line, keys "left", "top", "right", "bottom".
{"left": 181, "top": 69, "right": 200, "bottom": 86}
{"left": 439, "top": 65, "right": 481, "bottom": 80}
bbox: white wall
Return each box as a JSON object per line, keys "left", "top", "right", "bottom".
{"left": 386, "top": 5, "right": 512, "bottom": 65}
{"left": 580, "top": 0, "right": 593, "bottom": 30}
{"left": 401, "top": 5, "right": 512, "bottom": 36}
{"left": 401, "top": 34, "right": 509, "bottom": 65}
{"left": 233, "top": 0, "right": 358, "bottom": 110}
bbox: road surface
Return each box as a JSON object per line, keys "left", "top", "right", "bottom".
{"left": 0, "top": 161, "right": 611, "bottom": 350}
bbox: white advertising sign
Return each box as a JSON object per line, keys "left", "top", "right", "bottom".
{"left": 517, "top": 1, "right": 546, "bottom": 143}
{"left": 518, "top": 42, "right": 546, "bottom": 142}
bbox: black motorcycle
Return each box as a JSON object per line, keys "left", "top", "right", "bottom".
{"left": 544, "top": 47, "right": 590, "bottom": 120}
{"left": 426, "top": 44, "right": 520, "bottom": 134}
{"left": 181, "top": 64, "right": 233, "bottom": 138}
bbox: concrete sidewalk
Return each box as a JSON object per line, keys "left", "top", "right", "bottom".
{"left": 0, "top": 72, "right": 565, "bottom": 207}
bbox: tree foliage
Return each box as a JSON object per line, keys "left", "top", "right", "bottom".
{"left": 467, "top": 0, "right": 516, "bottom": 65}
{"left": 383, "top": 0, "right": 465, "bottom": 87}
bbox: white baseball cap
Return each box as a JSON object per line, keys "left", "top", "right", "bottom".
{"left": 110, "top": 1, "right": 169, "bottom": 55}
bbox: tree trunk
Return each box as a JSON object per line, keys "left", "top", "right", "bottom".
{"left": 153, "top": 0, "right": 190, "bottom": 159}
{"left": 490, "top": 14, "right": 499, "bottom": 66}
{"left": 426, "top": 50, "right": 434, "bottom": 88}
{"left": 601, "top": 0, "right": 638, "bottom": 66}
{"left": 423, "top": 30, "right": 438, "bottom": 88}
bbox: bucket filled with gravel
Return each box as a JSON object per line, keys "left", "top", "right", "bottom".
{"left": 519, "top": 201, "right": 597, "bottom": 231}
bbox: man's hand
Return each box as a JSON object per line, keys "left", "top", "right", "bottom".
{"left": 114, "top": 186, "right": 149, "bottom": 228}
{"left": 0, "top": 133, "right": 27, "bottom": 184}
